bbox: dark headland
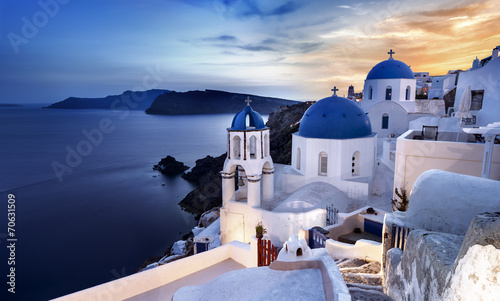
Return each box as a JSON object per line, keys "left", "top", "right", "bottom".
{"left": 44, "top": 89, "right": 299, "bottom": 114}
{"left": 146, "top": 89, "right": 299, "bottom": 115}
{"left": 44, "top": 89, "right": 168, "bottom": 110}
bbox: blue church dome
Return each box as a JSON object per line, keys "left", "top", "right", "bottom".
{"left": 366, "top": 58, "right": 414, "bottom": 80}
{"left": 298, "top": 95, "right": 372, "bottom": 139}
{"left": 229, "top": 105, "right": 266, "bottom": 131}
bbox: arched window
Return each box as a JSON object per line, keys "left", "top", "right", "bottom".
{"left": 352, "top": 151, "right": 360, "bottom": 176}
{"left": 233, "top": 136, "right": 241, "bottom": 159}
{"left": 369, "top": 86, "right": 373, "bottom": 100}
{"left": 296, "top": 148, "right": 301, "bottom": 170}
{"left": 382, "top": 113, "right": 389, "bottom": 129}
{"left": 406, "top": 86, "right": 411, "bottom": 100}
{"left": 385, "top": 86, "right": 392, "bottom": 100}
{"left": 249, "top": 135, "right": 256, "bottom": 159}
{"left": 245, "top": 115, "right": 250, "bottom": 129}
{"left": 319, "top": 152, "right": 328, "bottom": 176}
{"left": 235, "top": 165, "right": 246, "bottom": 191}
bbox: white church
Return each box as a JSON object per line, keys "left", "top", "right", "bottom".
{"left": 357, "top": 50, "right": 440, "bottom": 149}
{"left": 220, "top": 90, "right": 378, "bottom": 245}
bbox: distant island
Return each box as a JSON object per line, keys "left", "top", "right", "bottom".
{"left": 44, "top": 89, "right": 299, "bottom": 114}
{"left": 0, "top": 103, "right": 23, "bottom": 107}
{"left": 146, "top": 89, "right": 299, "bottom": 115}
{"left": 44, "top": 89, "right": 168, "bottom": 110}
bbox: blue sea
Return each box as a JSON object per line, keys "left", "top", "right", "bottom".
{"left": 0, "top": 105, "right": 242, "bottom": 300}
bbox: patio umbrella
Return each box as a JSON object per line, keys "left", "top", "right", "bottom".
{"left": 455, "top": 85, "right": 472, "bottom": 119}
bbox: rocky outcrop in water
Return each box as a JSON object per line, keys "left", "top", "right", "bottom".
{"left": 153, "top": 156, "right": 189, "bottom": 175}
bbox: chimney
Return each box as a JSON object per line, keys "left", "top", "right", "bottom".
{"left": 492, "top": 46, "right": 500, "bottom": 60}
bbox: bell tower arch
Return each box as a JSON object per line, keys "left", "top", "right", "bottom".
{"left": 221, "top": 97, "right": 274, "bottom": 208}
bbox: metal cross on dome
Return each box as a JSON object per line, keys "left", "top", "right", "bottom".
{"left": 388, "top": 49, "right": 395, "bottom": 59}
{"left": 331, "top": 86, "right": 339, "bottom": 96}
{"left": 245, "top": 96, "right": 252, "bottom": 106}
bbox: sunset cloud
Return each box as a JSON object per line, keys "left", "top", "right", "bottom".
{"left": 1, "top": 0, "right": 499, "bottom": 102}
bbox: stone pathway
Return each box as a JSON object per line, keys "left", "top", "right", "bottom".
{"left": 334, "top": 258, "right": 394, "bottom": 301}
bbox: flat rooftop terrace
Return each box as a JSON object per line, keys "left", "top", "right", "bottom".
{"left": 124, "top": 259, "right": 245, "bottom": 301}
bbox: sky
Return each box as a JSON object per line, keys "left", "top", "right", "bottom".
{"left": 0, "top": 0, "right": 499, "bottom": 103}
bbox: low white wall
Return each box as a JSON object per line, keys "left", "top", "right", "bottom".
{"left": 53, "top": 241, "right": 252, "bottom": 301}
{"left": 222, "top": 200, "right": 326, "bottom": 246}
{"left": 325, "top": 239, "right": 382, "bottom": 263}
{"left": 325, "top": 213, "right": 359, "bottom": 240}
{"left": 404, "top": 170, "right": 500, "bottom": 236}
{"left": 325, "top": 207, "right": 386, "bottom": 240}
{"left": 393, "top": 130, "right": 500, "bottom": 196}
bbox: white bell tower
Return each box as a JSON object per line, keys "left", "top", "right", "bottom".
{"left": 220, "top": 97, "right": 274, "bottom": 208}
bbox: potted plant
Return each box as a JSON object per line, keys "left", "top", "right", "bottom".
{"left": 391, "top": 187, "right": 409, "bottom": 212}
{"left": 255, "top": 221, "right": 267, "bottom": 239}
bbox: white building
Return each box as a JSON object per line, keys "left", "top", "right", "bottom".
{"left": 220, "top": 98, "right": 275, "bottom": 209}
{"left": 220, "top": 92, "right": 378, "bottom": 246}
{"left": 362, "top": 49, "right": 417, "bottom": 113}
{"left": 451, "top": 47, "right": 500, "bottom": 126}
{"left": 413, "top": 71, "right": 431, "bottom": 96}
{"left": 284, "top": 91, "right": 377, "bottom": 200}
{"left": 360, "top": 50, "right": 427, "bottom": 148}
{"left": 427, "top": 76, "right": 445, "bottom": 99}
{"left": 392, "top": 123, "right": 500, "bottom": 197}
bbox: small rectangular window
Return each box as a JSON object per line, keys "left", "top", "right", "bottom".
{"left": 382, "top": 115, "right": 389, "bottom": 129}
{"left": 319, "top": 154, "right": 327, "bottom": 176}
{"left": 385, "top": 88, "right": 392, "bottom": 100}
{"left": 470, "top": 90, "right": 484, "bottom": 110}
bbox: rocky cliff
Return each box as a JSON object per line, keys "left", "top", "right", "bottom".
{"left": 146, "top": 89, "right": 298, "bottom": 115}
{"left": 267, "top": 101, "right": 314, "bottom": 164}
{"left": 179, "top": 154, "right": 227, "bottom": 217}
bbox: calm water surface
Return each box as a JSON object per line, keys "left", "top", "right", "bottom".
{"left": 0, "top": 106, "right": 242, "bottom": 300}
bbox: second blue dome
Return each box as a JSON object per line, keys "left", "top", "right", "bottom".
{"left": 366, "top": 58, "right": 414, "bottom": 80}
{"left": 298, "top": 95, "right": 372, "bottom": 139}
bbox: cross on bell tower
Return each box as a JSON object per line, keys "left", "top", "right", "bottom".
{"left": 388, "top": 49, "right": 395, "bottom": 59}
{"left": 245, "top": 96, "right": 252, "bottom": 106}
{"left": 331, "top": 86, "right": 339, "bottom": 96}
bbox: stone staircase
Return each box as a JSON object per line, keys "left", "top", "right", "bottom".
{"left": 334, "top": 258, "right": 394, "bottom": 301}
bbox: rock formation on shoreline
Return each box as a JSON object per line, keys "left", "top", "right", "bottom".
{"left": 179, "top": 154, "right": 227, "bottom": 217}
{"left": 153, "top": 156, "right": 189, "bottom": 175}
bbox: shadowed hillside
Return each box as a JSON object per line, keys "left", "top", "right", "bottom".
{"left": 145, "top": 89, "right": 298, "bottom": 115}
